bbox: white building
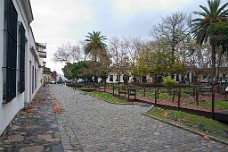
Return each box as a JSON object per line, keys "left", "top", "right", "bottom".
{"left": 0, "top": 0, "right": 46, "bottom": 135}
{"left": 106, "top": 73, "right": 194, "bottom": 84}
{"left": 106, "top": 74, "right": 133, "bottom": 83}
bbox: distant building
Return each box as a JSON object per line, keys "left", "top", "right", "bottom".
{"left": 43, "top": 67, "right": 51, "bottom": 84}
{"left": 0, "top": 0, "right": 46, "bottom": 135}
{"left": 105, "top": 66, "right": 228, "bottom": 84}
{"left": 106, "top": 74, "right": 132, "bottom": 83}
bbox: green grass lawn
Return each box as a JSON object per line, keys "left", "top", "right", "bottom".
{"left": 183, "top": 100, "right": 228, "bottom": 110}
{"left": 137, "top": 88, "right": 173, "bottom": 99}
{"left": 82, "top": 90, "right": 129, "bottom": 104}
{"left": 147, "top": 108, "right": 228, "bottom": 142}
{"left": 137, "top": 88, "right": 192, "bottom": 99}
{"left": 199, "top": 101, "right": 228, "bottom": 110}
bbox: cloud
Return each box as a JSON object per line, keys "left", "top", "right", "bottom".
{"left": 31, "top": 0, "right": 94, "bottom": 69}
{"left": 114, "top": 0, "right": 192, "bottom": 17}
{"left": 31, "top": 0, "right": 93, "bottom": 41}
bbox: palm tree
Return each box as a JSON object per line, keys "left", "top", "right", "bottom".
{"left": 191, "top": 0, "right": 228, "bottom": 84}
{"left": 84, "top": 31, "right": 107, "bottom": 61}
{"left": 84, "top": 31, "right": 107, "bottom": 83}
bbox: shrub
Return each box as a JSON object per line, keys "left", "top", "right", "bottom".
{"left": 162, "top": 77, "right": 176, "bottom": 93}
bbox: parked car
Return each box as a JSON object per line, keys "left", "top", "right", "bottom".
{"left": 49, "top": 80, "right": 56, "bottom": 84}
{"left": 77, "top": 79, "right": 85, "bottom": 83}
{"left": 218, "top": 79, "right": 227, "bottom": 84}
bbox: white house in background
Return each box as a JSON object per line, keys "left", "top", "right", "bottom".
{"left": 106, "top": 73, "right": 194, "bottom": 84}
{"left": 106, "top": 74, "right": 133, "bottom": 83}
{"left": 0, "top": 0, "right": 46, "bottom": 135}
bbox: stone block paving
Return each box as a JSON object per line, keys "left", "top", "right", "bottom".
{"left": 0, "top": 86, "right": 63, "bottom": 152}
{"left": 1, "top": 84, "right": 228, "bottom": 152}
{"left": 50, "top": 85, "right": 228, "bottom": 152}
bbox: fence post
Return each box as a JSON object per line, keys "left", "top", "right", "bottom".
{"left": 178, "top": 91, "right": 180, "bottom": 111}
{"left": 217, "top": 85, "right": 219, "bottom": 94}
{"left": 172, "top": 90, "right": 175, "bottom": 102}
{"left": 143, "top": 88, "right": 146, "bottom": 97}
{"left": 212, "top": 90, "right": 215, "bottom": 119}
{"left": 196, "top": 90, "right": 199, "bottom": 106}
{"left": 155, "top": 89, "right": 157, "bottom": 105}
{"left": 225, "top": 91, "right": 228, "bottom": 100}
{"left": 193, "top": 87, "right": 195, "bottom": 98}
{"left": 113, "top": 86, "right": 114, "bottom": 95}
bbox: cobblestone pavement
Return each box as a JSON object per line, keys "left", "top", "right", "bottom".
{"left": 0, "top": 86, "right": 63, "bottom": 152}
{"left": 50, "top": 85, "right": 228, "bottom": 152}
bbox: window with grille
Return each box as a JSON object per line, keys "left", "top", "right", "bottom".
{"left": 32, "top": 66, "right": 34, "bottom": 94}
{"left": 116, "top": 75, "right": 119, "bottom": 81}
{"left": 35, "top": 67, "right": 37, "bottom": 90}
{"left": 18, "top": 22, "right": 25, "bottom": 94}
{"left": 2, "top": 0, "right": 18, "bottom": 103}
{"left": 109, "top": 75, "right": 113, "bottom": 82}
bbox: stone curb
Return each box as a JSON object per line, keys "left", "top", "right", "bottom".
{"left": 71, "top": 86, "right": 145, "bottom": 105}
{"left": 88, "top": 94, "right": 152, "bottom": 106}
{"left": 142, "top": 110, "right": 228, "bottom": 145}
{"left": 78, "top": 90, "right": 136, "bottom": 105}
{"left": 80, "top": 90, "right": 155, "bottom": 109}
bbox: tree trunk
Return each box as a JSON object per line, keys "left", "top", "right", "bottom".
{"left": 211, "top": 44, "right": 216, "bottom": 86}
{"left": 95, "top": 76, "right": 98, "bottom": 83}
{"left": 171, "top": 45, "right": 175, "bottom": 79}
{"left": 216, "top": 49, "right": 223, "bottom": 82}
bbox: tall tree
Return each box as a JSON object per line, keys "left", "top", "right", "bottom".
{"left": 62, "top": 62, "right": 74, "bottom": 80}
{"left": 98, "top": 53, "right": 112, "bottom": 84}
{"left": 151, "top": 12, "right": 189, "bottom": 62}
{"left": 53, "top": 42, "right": 85, "bottom": 63}
{"left": 109, "top": 37, "right": 130, "bottom": 82}
{"left": 74, "top": 61, "right": 95, "bottom": 81}
{"left": 191, "top": 0, "right": 228, "bottom": 84}
{"left": 53, "top": 43, "right": 72, "bottom": 63}
{"left": 84, "top": 31, "right": 107, "bottom": 61}
{"left": 131, "top": 49, "right": 185, "bottom": 83}
{"left": 207, "top": 21, "right": 228, "bottom": 81}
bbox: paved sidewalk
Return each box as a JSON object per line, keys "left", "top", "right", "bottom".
{"left": 50, "top": 85, "right": 228, "bottom": 152}
{"left": 0, "top": 86, "right": 63, "bottom": 152}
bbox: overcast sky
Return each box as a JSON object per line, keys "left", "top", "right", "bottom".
{"left": 30, "top": 0, "right": 210, "bottom": 75}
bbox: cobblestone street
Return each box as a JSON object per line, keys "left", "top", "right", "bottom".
{"left": 1, "top": 85, "right": 228, "bottom": 152}
{"left": 50, "top": 85, "right": 228, "bottom": 152}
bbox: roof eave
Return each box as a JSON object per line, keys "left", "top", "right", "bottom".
{"left": 21, "top": 0, "right": 34, "bottom": 23}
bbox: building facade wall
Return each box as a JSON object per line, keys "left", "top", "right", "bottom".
{"left": 0, "top": 0, "right": 6, "bottom": 136}
{"left": 0, "top": 0, "right": 42, "bottom": 135}
{"left": 24, "top": 27, "right": 42, "bottom": 104}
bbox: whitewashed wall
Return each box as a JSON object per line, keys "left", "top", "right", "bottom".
{"left": 0, "top": 0, "right": 25, "bottom": 135}
{"left": 24, "top": 27, "right": 42, "bottom": 104}
{"left": 0, "top": 0, "right": 42, "bottom": 135}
